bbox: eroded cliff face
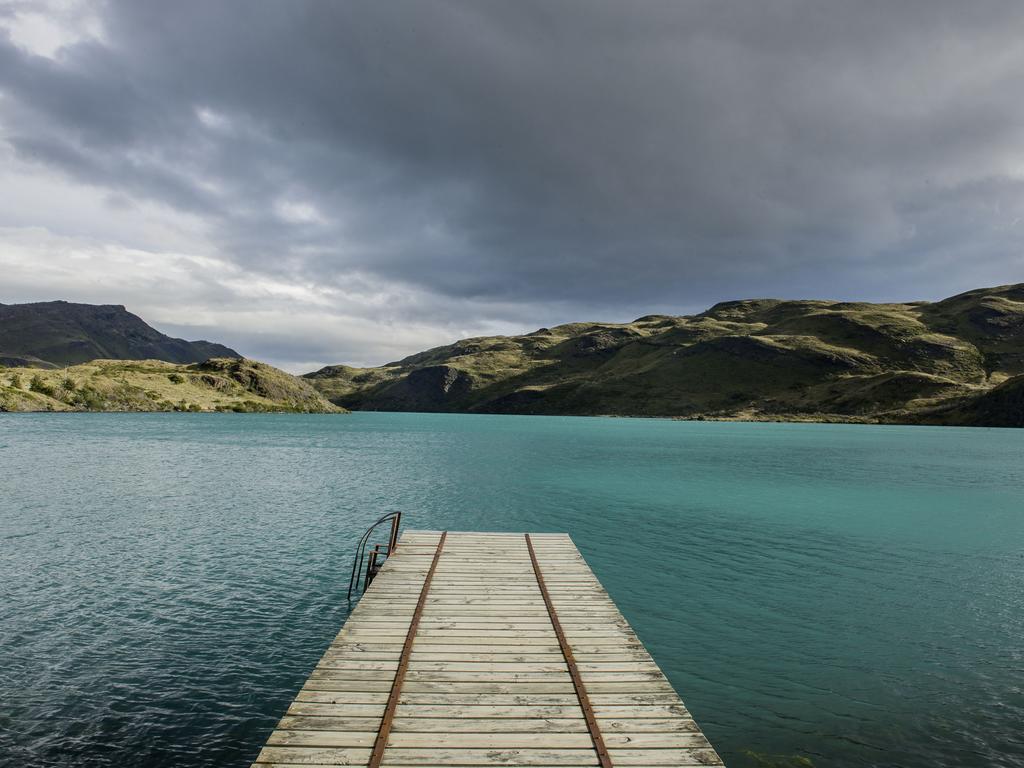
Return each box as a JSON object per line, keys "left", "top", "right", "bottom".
{"left": 348, "top": 366, "right": 473, "bottom": 412}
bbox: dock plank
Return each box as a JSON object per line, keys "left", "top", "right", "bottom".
{"left": 252, "top": 530, "right": 723, "bottom": 767}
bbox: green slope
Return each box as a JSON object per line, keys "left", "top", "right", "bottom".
{"left": 1, "top": 358, "right": 345, "bottom": 413}
{"left": 305, "top": 283, "right": 1024, "bottom": 426}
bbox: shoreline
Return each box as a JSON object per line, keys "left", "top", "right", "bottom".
{"left": 0, "top": 407, "right": 988, "bottom": 429}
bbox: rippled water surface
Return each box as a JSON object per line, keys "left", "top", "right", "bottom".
{"left": 2, "top": 413, "right": 1023, "bottom": 768}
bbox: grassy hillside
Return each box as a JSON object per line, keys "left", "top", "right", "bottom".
{"left": 0, "top": 301, "right": 239, "bottom": 367}
{"left": 305, "top": 283, "right": 1024, "bottom": 426}
{"left": 1, "top": 358, "right": 345, "bottom": 413}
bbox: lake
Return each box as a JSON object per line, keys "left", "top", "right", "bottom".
{"left": 1, "top": 412, "right": 1022, "bottom": 768}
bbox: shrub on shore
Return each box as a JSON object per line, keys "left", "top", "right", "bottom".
{"left": 29, "top": 373, "right": 55, "bottom": 397}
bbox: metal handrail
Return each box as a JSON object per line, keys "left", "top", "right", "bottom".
{"left": 347, "top": 511, "right": 402, "bottom": 600}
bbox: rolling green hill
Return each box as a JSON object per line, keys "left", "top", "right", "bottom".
{"left": 305, "top": 283, "right": 1024, "bottom": 427}
{"left": 0, "top": 301, "right": 239, "bottom": 367}
{"left": 0, "top": 358, "right": 345, "bottom": 413}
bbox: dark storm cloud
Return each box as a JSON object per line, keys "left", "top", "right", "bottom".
{"left": 2, "top": 0, "right": 1024, "bottom": 323}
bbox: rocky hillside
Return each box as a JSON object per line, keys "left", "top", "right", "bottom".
{"left": 0, "top": 301, "right": 239, "bottom": 367}
{"left": 305, "top": 283, "right": 1024, "bottom": 427}
{"left": 0, "top": 358, "right": 344, "bottom": 413}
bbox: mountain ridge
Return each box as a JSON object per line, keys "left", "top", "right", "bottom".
{"left": 304, "top": 283, "right": 1024, "bottom": 427}
{"left": 0, "top": 300, "right": 240, "bottom": 367}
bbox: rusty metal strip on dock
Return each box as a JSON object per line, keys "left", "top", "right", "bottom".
{"left": 524, "top": 532, "right": 614, "bottom": 768}
{"left": 367, "top": 530, "right": 448, "bottom": 768}
{"left": 252, "top": 530, "right": 725, "bottom": 768}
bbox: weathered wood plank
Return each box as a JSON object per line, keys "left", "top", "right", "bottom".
{"left": 251, "top": 530, "right": 723, "bottom": 767}
{"left": 289, "top": 700, "right": 691, "bottom": 719}
{"left": 267, "top": 730, "right": 711, "bottom": 749}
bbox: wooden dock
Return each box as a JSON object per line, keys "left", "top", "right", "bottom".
{"left": 252, "top": 530, "right": 724, "bottom": 767}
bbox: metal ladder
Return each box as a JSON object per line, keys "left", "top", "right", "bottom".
{"left": 347, "top": 511, "right": 402, "bottom": 600}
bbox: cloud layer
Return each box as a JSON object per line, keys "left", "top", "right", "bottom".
{"left": 2, "top": 1, "right": 1024, "bottom": 370}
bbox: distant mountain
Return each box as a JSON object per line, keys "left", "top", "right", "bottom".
{"left": 305, "top": 283, "right": 1024, "bottom": 427}
{"left": 0, "top": 301, "right": 240, "bottom": 367}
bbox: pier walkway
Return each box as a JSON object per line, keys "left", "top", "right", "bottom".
{"left": 252, "top": 530, "right": 724, "bottom": 767}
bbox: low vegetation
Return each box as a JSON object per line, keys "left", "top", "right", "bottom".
{"left": 0, "top": 358, "right": 345, "bottom": 414}
{"left": 304, "top": 283, "right": 1024, "bottom": 427}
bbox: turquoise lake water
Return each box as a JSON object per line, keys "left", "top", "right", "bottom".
{"left": 1, "top": 412, "right": 1023, "bottom": 768}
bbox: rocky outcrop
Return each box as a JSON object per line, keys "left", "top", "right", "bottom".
{"left": 357, "top": 365, "right": 474, "bottom": 411}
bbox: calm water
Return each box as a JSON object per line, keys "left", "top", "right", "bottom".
{"left": 1, "top": 413, "right": 1023, "bottom": 768}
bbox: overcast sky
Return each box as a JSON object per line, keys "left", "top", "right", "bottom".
{"left": 2, "top": 1, "right": 1023, "bottom": 371}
